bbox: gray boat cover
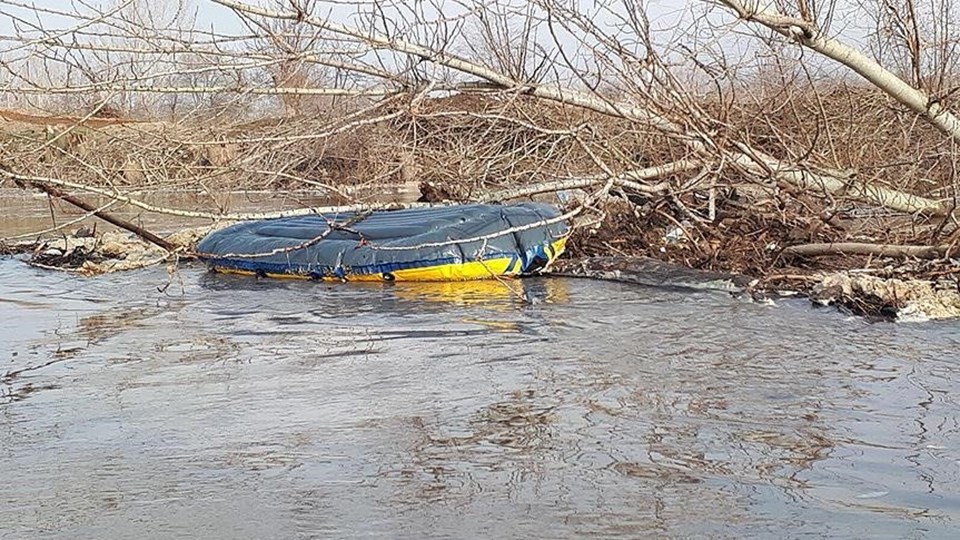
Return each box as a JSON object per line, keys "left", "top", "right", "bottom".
{"left": 195, "top": 202, "right": 569, "bottom": 281}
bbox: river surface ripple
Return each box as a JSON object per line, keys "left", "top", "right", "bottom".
{"left": 1, "top": 258, "right": 959, "bottom": 538}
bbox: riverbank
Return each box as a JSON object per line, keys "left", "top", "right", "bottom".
{"left": 5, "top": 212, "right": 959, "bottom": 321}
{"left": 2, "top": 92, "right": 958, "bottom": 321}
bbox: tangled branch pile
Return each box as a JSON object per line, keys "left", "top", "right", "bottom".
{"left": 2, "top": 0, "right": 960, "bottom": 318}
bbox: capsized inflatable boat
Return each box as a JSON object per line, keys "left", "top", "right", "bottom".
{"left": 196, "top": 202, "right": 569, "bottom": 281}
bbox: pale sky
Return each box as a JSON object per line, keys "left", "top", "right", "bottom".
{"left": 0, "top": 1, "right": 870, "bottom": 48}
{"left": 0, "top": 0, "right": 897, "bottom": 92}
{"left": 0, "top": 1, "right": 784, "bottom": 37}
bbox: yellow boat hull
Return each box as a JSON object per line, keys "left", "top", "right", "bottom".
{"left": 210, "top": 238, "right": 567, "bottom": 282}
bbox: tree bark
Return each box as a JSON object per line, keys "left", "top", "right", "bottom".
{"left": 29, "top": 182, "right": 177, "bottom": 251}
{"left": 783, "top": 242, "right": 956, "bottom": 259}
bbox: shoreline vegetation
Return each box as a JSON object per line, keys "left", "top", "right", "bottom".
{"left": 2, "top": 0, "right": 960, "bottom": 320}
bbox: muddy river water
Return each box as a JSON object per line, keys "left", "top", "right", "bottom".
{"left": 1, "top": 255, "right": 959, "bottom": 538}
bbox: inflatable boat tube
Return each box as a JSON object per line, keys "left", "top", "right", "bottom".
{"left": 196, "top": 202, "right": 569, "bottom": 282}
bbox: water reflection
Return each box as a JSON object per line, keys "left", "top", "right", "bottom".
{"left": 1, "top": 259, "right": 959, "bottom": 538}
{"left": 197, "top": 270, "right": 570, "bottom": 310}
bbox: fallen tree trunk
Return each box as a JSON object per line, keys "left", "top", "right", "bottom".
{"left": 727, "top": 149, "right": 946, "bottom": 215}
{"left": 782, "top": 242, "right": 957, "bottom": 259}
{"left": 26, "top": 182, "right": 177, "bottom": 252}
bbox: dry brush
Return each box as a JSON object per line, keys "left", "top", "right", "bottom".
{"left": 1, "top": 0, "right": 959, "bottom": 292}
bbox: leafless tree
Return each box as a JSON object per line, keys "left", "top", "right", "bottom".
{"left": 4, "top": 0, "right": 960, "bottom": 271}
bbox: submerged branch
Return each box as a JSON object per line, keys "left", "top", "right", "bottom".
{"left": 24, "top": 182, "right": 177, "bottom": 252}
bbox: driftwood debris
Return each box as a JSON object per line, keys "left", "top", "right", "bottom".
{"left": 812, "top": 272, "right": 960, "bottom": 321}
{"left": 26, "top": 232, "right": 170, "bottom": 275}
{"left": 783, "top": 243, "right": 959, "bottom": 260}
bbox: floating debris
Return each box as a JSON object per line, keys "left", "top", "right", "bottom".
{"left": 28, "top": 232, "right": 170, "bottom": 274}
{"left": 812, "top": 272, "right": 960, "bottom": 321}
